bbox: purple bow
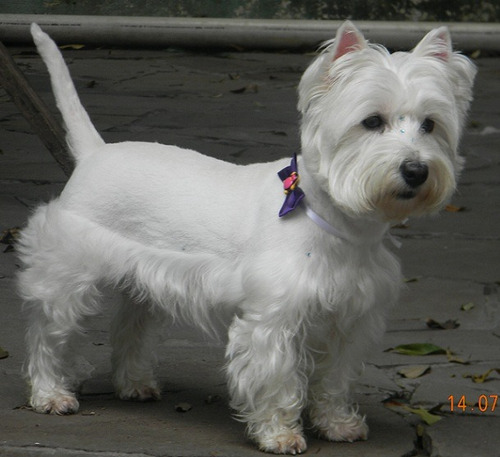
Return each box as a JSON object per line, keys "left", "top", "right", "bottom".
{"left": 277, "top": 153, "right": 305, "bottom": 217}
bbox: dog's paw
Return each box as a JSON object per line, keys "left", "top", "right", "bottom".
{"left": 317, "top": 415, "right": 368, "bottom": 443}
{"left": 116, "top": 381, "right": 161, "bottom": 402}
{"left": 258, "top": 430, "right": 307, "bottom": 455}
{"left": 31, "top": 392, "right": 79, "bottom": 415}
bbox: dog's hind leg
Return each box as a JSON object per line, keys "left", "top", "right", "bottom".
{"left": 18, "top": 204, "right": 104, "bottom": 414}
{"left": 110, "top": 293, "right": 161, "bottom": 401}
{"left": 21, "top": 267, "right": 101, "bottom": 415}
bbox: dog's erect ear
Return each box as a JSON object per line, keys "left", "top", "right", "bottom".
{"left": 331, "top": 21, "right": 368, "bottom": 61}
{"left": 412, "top": 26, "right": 452, "bottom": 61}
{"left": 297, "top": 21, "right": 367, "bottom": 115}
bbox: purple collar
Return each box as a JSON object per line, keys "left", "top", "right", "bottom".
{"left": 277, "top": 155, "right": 400, "bottom": 246}
{"left": 277, "top": 153, "right": 305, "bottom": 217}
{"left": 277, "top": 156, "right": 347, "bottom": 240}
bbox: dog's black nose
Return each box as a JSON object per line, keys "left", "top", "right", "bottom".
{"left": 400, "top": 160, "right": 428, "bottom": 188}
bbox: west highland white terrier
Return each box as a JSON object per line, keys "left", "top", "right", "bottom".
{"left": 18, "top": 21, "right": 475, "bottom": 454}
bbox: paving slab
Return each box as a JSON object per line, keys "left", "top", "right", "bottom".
{"left": 423, "top": 415, "right": 500, "bottom": 457}
{"left": 0, "top": 41, "right": 499, "bottom": 457}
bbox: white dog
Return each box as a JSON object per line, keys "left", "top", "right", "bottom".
{"left": 18, "top": 22, "right": 475, "bottom": 454}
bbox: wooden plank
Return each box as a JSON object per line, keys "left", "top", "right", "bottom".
{"left": 0, "top": 40, "right": 73, "bottom": 177}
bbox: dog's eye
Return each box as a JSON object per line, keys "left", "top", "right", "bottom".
{"left": 362, "top": 115, "right": 384, "bottom": 130}
{"left": 421, "top": 118, "right": 435, "bottom": 134}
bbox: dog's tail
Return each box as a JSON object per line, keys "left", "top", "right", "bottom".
{"left": 31, "top": 23, "right": 105, "bottom": 161}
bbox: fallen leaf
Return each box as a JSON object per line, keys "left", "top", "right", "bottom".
{"left": 470, "top": 49, "right": 481, "bottom": 59}
{"left": 59, "top": 44, "right": 85, "bottom": 50}
{"left": 445, "top": 204, "right": 466, "bottom": 212}
{"left": 426, "top": 318, "right": 460, "bottom": 330}
{"left": 446, "top": 348, "right": 469, "bottom": 365}
{"left": 403, "top": 277, "right": 420, "bottom": 283}
{"left": 1, "top": 227, "right": 20, "bottom": 252}
{"left": 383, "top": 396, "right": 441, "bottom": 425}
{"left": 460, "top": 302, "right": 475, "bottom": 311}
{"left": 402, "top": 405, "right": 443, "bottom": 425}
{"left": 13, "top": 404, "right": 33, "bottom": 411}
{"left": 0, "top": 347, "right": 9, "bottom": 359}
{"left": 463, "top": 368, "right": 500, "bottom": 383}
{"left": 205, "top": 394, "right": 222, "bottom": 404}
{"left": 175, "top": 402, "right": 192, "bottom": 412}
{"left": 398, "top": 365, "right": 431, "bottom": 379}
{"left": 230, "top": 83, "right": 258, "bottom": 94}
{"left": 390, "top": 343, "right": 446, "bottom": 356}
{"left": 382, "top": 397, "right": 409, "bottom": 413}
{"left": 229, "top": 44, "right": 245, "bottom": 52}
{"left": 81, "top": 410, "right": 96, "bottom": 416}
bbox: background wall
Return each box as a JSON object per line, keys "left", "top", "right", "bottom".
{"left": 1, "top": 0, "right": 498, "bottom": 22}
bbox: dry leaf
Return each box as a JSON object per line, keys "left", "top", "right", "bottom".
{"left": 205, "top": 394, "right": 222, "bottom": 404}
{"left": 81, "top": 410, "right": 96, "bottom": 416}
{"left": 463, "top": 368, "right": 500, "bottom": 383}
{"left": 445, "top": 204, "right": 466, "bottom": 212}
{"left": 0, "top": 347, "right": 9, "bottom": 359}
{"left": 59, "top": 44, "right": 85, "bottom": 50}
{"left": 1, "top": 227, "right": 20, "bottom": 252}
{"left": 13, "top": 404, "right": 33, "bottom": 411}
{"left": 175, "top": 402, "right": 192, "bottom": 412}
{"left": 460, "top": 302, "right": 475, "bottom": 311}
{"left": 402, "top": 405, "right": 442, "bottom": 425}
{"left": 383, "top": 397, "right": 442, "bottom": 425}
{"left": 426, "top": 318, "right": 460, "bottom": 330}
{"left": 446, "top": 348, "right": 469, "bottom": 365}
{"left": 230, "top": 84, "right": 258, "bottom": 94}
{"left": 398, "top": 365, "right": 431, "bottom": 379}
{"left": 404, "top": 277, "right": 420, "bottom": 283}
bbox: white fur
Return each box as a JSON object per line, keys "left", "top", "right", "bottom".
{"left": 18, "top": 22, "right": 475, "bottom": 454}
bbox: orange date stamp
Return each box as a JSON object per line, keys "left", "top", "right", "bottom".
{"left": 448, "top": 394, "right": 498, "bottom": 413}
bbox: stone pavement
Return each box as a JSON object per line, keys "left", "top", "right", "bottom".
{"left": 0, "top": 40, "right": 499, "bottom": 457}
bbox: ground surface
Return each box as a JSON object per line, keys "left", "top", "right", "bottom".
{"left": 0, "top": 44, "right": 499, "bottom": 457}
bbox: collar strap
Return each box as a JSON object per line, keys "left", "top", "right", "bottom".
{"left": 306, "top": 203, "right": 401, "bottom": 247}
{"left": 303, "top": 204, "right": 349, "bottom": 241}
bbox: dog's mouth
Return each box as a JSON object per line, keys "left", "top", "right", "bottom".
{"left": 396, "top": 190, "right": 417, "bottom": 200}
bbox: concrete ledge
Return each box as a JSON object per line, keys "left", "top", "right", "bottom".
{"left": 0, "top": 14, "right": 499, "bottom": 51}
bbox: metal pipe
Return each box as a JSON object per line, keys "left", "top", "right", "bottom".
{"left": 0, "top": 14, "right": 498, "bottom": 51}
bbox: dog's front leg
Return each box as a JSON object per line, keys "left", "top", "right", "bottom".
{"left": 226, "top": 311, "right": 307, "bottom": 455}
{"left": 307, "top": 310, "right": 385, "bottom": 443}
{"left": 307, "top": 354, "right": 368, "bottom": 444}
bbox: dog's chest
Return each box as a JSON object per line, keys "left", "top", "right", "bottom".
{"left": 300, "top": 239, "right": 401, "bottom": 316}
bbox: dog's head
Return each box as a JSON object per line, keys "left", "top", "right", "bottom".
{"left": 298, "top": 21, "right": 476, "bottom": 222}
